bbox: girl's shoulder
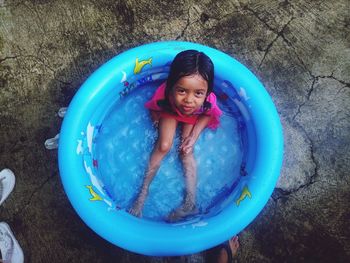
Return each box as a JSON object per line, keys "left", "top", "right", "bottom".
{"left": 145, "top": 82, "right": 167, "bottom": 111}
{"left": 204, "top": 92, "right": 222, "bottom": 129}
{"left": 206, "top": 92, "right": 217, "bottom": 104}
{"left": 153, "top": 82, "right": 167, "bottom": 97}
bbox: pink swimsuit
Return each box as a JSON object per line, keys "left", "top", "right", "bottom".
{"left": 145, "top": 82, "right": 222, "bottom": 129}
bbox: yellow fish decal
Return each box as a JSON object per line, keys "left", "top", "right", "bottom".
{"left": 134, "top": 57, "right": 152, "bottom": 74}
{"left": 86, "top": 185, "right": 103, "bottom": 201}
{"left": 235, "top": 185, "right": 252, "bottom": 206}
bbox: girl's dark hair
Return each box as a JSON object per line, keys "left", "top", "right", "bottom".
{"left": 157, "top": 50, "right": 214, "bottom": 112}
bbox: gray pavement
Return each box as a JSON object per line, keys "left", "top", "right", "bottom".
{"left": 0, "top": 0, "right": 349, "bottom": 262}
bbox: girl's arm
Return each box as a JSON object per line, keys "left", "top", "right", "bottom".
{"left": 190, "top": 115, "right": 211, "bottom": 139}
{"left": 180, "top": 115, "right": 211, "bottom": 154}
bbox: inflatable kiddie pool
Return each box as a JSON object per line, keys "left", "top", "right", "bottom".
{"left": 58, "top": 41, "right": 283, "bottom": 256}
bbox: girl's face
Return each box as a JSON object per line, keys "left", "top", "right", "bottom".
{"left": 172, "top": 74, "right": 208, "bottom": 115}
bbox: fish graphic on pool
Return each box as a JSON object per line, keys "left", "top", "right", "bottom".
{"left": 134, "top": 57, "right": 152, "bottom": 74}
{"left": 236, "top": 185, "right": 252, "bottom": 206}
{"left": 86, "top": 185, "right": 103, "bottom": 201}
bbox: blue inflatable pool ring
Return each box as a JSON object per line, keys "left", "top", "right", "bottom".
{"left": 58, "top": 41, "right": 283, "bottom": 256}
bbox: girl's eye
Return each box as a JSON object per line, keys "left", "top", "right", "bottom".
{"left": 195, "top": 91, "right": 205, "bottom": 97}
{"left": 177, "top": 89, "right": 186, "bottom": 94}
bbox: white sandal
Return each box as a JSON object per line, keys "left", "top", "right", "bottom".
{"left": 0, "top": 222, "right": 24, "bottom": 263}
{"left": 0, "top": 169, "right": 15, "bottom": 206}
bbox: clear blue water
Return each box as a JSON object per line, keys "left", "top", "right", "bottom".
{"left": 94, "top": 82, "right": 243, "bottom": 220}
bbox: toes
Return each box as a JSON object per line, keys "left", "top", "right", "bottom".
{"left": 229, "top": 236, "right": 239, "bottom": 255}
{"left": 129, "top": 208, "right": 141, "bottom": 217}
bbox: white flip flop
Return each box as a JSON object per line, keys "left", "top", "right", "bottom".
{"left": 0, "top": 169, "right": 16, "bottom": 206}
{"left": 44, "top": 133, "right": 59, "bottom": 150}
{"left": 0, "top": 222, "right": 24, "bottom": 263}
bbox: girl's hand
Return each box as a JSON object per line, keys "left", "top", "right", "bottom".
{"left": 180, "top": 116, "right": 211, "bottom": 155}
{"left": 180, "top": 133, "right": 196, "bottom": 155}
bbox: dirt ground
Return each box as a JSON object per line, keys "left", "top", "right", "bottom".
{"left": 0, "top": 0, "right": 349, "bottom": 262}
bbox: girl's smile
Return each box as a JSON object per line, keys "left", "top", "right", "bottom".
{"left": 172, "top": 74, "right": 208, "bottom": 115}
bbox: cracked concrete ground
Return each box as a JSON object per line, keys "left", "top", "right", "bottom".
{"left": 0, "top": 0, "right": 349, "bottom": 262}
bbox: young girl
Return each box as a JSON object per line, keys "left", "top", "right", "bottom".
{"left": 129, "top": 50, "right": 222, "bottom": 221}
